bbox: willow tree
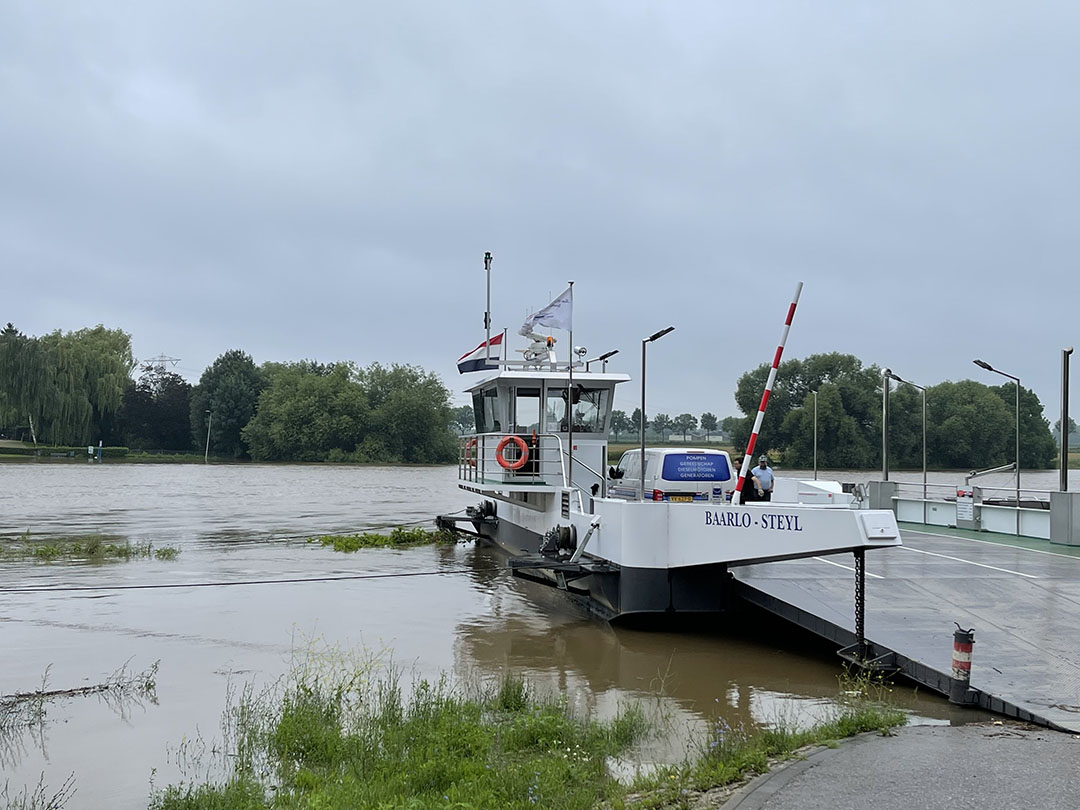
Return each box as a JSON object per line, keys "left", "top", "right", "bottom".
{"left": 0, "top": 324, "right": 135, "bottom": 445}
{"left": 0, "top": 323, "right": 45, "bottom": 435}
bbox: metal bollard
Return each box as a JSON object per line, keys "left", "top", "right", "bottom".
{"left": 949, "top": 623, "right": 976, "bottom": 705}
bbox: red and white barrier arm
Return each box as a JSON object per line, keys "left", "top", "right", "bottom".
{"left": 732, "top": 281, "right": 804, "bottom": 505}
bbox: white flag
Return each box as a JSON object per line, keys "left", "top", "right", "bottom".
{"left": 519, "top": 286, "right": 573, "bottom": 335}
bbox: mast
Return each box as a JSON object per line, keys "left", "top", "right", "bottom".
{"left": 567, "top": 280, "right": 574, "bottom": 496}
{"left": 484, "top": 252, "right": 492, "bottom": 363}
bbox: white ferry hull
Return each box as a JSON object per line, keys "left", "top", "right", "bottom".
{"left": 460, "top": 491, "right": 899, "bottom": 620}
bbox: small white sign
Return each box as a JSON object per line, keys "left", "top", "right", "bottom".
{"left": 956, "top": 489, "right": 974, "bottom": 521}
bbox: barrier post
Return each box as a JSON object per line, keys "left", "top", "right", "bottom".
{"left": 949, "top": 624, "right": 976, "bottom": 704}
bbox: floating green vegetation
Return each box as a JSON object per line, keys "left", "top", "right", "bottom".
{"left": 0, "top": 532, "right": 180, "bottom": 563}
{"left": 150, "top": 657, "right": 647, "bottom": 810}
{"left": 309, "top": 525, "right": 458, "bottom": 552}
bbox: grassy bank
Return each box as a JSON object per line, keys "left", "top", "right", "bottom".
{"left": 148, "top": 655, "right": 905, "bottom": 810}
{"left": 150, "top": 662, "right": 647, "bottom": 810}
{"left": 308, "top": 526, "right": 458, "bottom": 552}
{"left": 0, "top": 532, "right": 180, "bottom": 562}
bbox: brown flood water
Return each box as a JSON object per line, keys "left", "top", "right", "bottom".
{"left": 0, "top": 463, "right": 977, "bottom": 809}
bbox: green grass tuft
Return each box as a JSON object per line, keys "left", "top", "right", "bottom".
{"left": 308, "top": 525, "right": 458, "bottom": 552}
{"left": 151, "top": 660, "right": 647, "bottom": 810}
{"left": 149, "top": 656, "right": 907, "bottom": 810}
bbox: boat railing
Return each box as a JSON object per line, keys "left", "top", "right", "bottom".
{"left": 458, "top": 432, "right": 569, "bottom": 489}
{"left": 888, "top": 480, "right": 1052, "bottom": 538}
{"left": 890, "top": 481, "right": 963, "bottom": 502}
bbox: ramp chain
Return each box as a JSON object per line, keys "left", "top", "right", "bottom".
{"left": 854, "top": 548, "right": 866, "bottom": 658}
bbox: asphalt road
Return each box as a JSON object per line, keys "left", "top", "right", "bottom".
{"left": 726, "top": 723, "right": 1080, "bottom": 810}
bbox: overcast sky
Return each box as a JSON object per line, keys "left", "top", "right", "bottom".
{"left": 3, "top": 2, "right": 1079, "bottom": 421}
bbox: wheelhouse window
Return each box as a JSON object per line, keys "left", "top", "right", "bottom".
{"left": 545, "top": 385, "right": 610, "bottom": 433}
{"left": 572, "top": 387, "right": 610, "bottom": 433}
{"left": 512, "top": 387, "right": 541, "bottom": 434}
{"left": 472, "top": 387, "right": 500, "bottom": 434}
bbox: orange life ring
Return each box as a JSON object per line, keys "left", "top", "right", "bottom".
{"left": 464, "top": 438, "right": 477, "bottom": 467}
{"left": 495, "top": 435, "right": 529, "bottom": 471}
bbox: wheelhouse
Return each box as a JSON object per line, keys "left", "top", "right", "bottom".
{"left": 460, "top": 369, "right": 629, "bottom": 499}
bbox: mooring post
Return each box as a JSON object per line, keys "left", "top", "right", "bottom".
{"left": 854, "top": 548, "right": 866, "bottom": 660}
{"left": 949, "top": 624, "right": 976, "bottom": 704}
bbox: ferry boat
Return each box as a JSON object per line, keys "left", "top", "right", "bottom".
{"left": 437, "top": 286, "right": 901, "bottom": 620}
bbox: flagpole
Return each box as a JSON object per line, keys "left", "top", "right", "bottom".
{"left": 484, "top": 252, "right": 492, "bottom": 364}
{"left": 567, "top": 281, "right": 574, "bottom": 498}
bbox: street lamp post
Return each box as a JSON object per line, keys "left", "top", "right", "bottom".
{"left": 812, "top": 390, "right": 818, "bottom": 480}
{"left": 640, "top": 326, "right": 675, "bottom": 500}
{"left": 1062, "top": 348, "right": 1074, "bottom": 493}
{"left": 974, "top": 359, "right": 1021, "bottom": 534}
{"left": 886, "top": 371, "right": 927, "bottom": 521}
{"left": 204, "top": 410, "right": 213, "bottom": 464}
{"left": 882, "top": 369, "right": 891, "bottom": 481}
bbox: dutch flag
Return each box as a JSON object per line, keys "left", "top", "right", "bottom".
{"left": 457, "top": 333, "right": 503, "bottom": 374}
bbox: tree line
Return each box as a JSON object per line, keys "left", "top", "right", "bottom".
{"left": 596, "top": 351, "right": 1061, "bottom": 470}
{"left": 729, "top": 352, "right": 1058, "bottom": 469}
{"left": 1, "top": 324, "right": 457, "bottom": 463}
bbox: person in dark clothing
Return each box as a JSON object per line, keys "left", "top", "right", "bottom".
{"left": 735, "top": 457, "right": 763, "bottom": 503}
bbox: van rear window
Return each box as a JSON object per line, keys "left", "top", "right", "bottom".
{"left": 661, "top": 454, "right": 731, "bottom": 482}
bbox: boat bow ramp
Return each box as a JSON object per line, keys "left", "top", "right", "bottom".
{"left": 733, "top": 523, "right": 1080, "bottom": 732}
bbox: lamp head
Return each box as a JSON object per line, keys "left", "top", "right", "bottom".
{"left": 646, "top": 326, "right": 675, "bottom": 343}
{"left": 973, "top": 359, "right": 993, "bottom": 371}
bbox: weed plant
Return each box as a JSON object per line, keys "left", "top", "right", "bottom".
{"left": 150, "top": 657, "right": 646, "bottom": 810}
{"left": 309, "top": 526, "right": 458, "bottom": 552}
{"left": 0, "top": 531, "right": 180, "bottom": 563}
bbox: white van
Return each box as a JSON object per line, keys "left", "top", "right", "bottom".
{"left": 608, "top": 448, "right": 736, "bottom": 502}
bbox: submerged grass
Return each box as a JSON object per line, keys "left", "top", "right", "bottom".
{"left": 151, "top": 656, "right": 647, "bottom": 810}
{"left": 619, "top": 669, "right": 907, "bottom": 809}
{"left": 149, "top": 653, "right": 906, "bottom": 810}
{"left": 0, "top": 531, "right": 180, "bottom": 563}
{"left": 309, "top": 525, "right": 459, "bottom": 552}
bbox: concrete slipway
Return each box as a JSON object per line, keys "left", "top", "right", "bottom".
{"left": 731, "top": 524, "right": 1080, "bottom": 733}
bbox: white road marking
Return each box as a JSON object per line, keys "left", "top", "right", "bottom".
{"left": 902, "top": 527, "right": 1080, "bottom": 561}
{"left": 812, "top": 556, "right": 885, "bottom": 579}
{"left": 898, "top": 545, "right": 1039, "bottom": 578}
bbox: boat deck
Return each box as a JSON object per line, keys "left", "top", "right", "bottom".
{"left": 732, "top": 523, "right": 1080, "bottom": 732}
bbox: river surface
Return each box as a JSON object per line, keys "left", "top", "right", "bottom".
{"left": 0, "top": 463, "right": 1001, "bottom": 808}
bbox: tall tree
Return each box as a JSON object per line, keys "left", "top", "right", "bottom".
{"left": 353, "top": 363, "right": 456, "bottom": 463}
{"left": 451, "top": 405, "right": 475, "bottom": 435}
{"left": 652, "top": 413, "right": 673, "bottom": 440}
{"left": 700, "top": 412, "right": 718, "bottom": 440}
{"left": 1054, "top": 417, "right": 1079, "bottom": 447}
{"left": 630, "top": 408, "right": 648, "bottom": 434}
{"left": 190, "top": 350, "right": 265, "bottom": 458}
{"left": 987, "top": 383, "right": 1056, "bottom": 468}
{"left": 735, "top": 353, "right": 882, "bottom": 466}
{"left": 242, "top": 362, "right": 368, "bottom": 461}
{"left": 609, "top": 410, "right": 630, "bottom": 441}
{"left": 672, "top": 413, "right": 698, "bottom": 441}
{"left": 1, "top": 325, "right": 134, "bottom": 445}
